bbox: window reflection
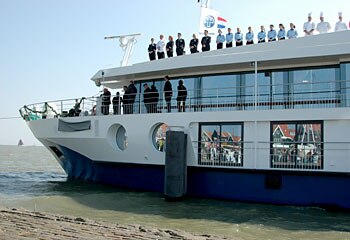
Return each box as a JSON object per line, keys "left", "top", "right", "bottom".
{"left": 200, "top": 123, "right": 243, "bottom": 167}
{"left": 153, "top": 123, "right": 168, "bottom": 152}
{"left": 135, "top": 65, "right": 341, "bottom": 113}
{"left": 291, "top": 68, "right": 339, "bottom": 109}
{"left": 201, "top": 74, "right": 239, "bottom": 111}
{"left": 271, "top": 122, "right": 323, "bottom": 169}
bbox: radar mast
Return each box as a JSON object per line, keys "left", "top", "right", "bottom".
{"left": 104, "top": 33, "right": 142, "bottom": 67}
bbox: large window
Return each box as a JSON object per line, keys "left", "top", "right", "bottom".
{"left": 201, "top": 74, "right": 239, "bottom": 111}
{"left": 290, "top": 67, "right": 340, "bottom": 109}
{"left": 341, "top": 63, "right": 350, "bottom": 107}
{"left": 199, "top": 123, "right": 243, "bottom": 167}
{"left": 133, "top": 65, "right": 342, "bottom": 114}
{"left": 271, "top": 121, "right": 323, "bottom": 169}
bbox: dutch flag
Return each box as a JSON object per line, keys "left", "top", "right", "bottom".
{"left": 217, "top": 16, "right": 227, "bottom": 29}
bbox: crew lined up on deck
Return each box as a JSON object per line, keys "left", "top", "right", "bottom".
{"left": 97, "top": 76, "right": 188, "bottom": 115}
{"left": 148, "top": 12, "right": 349, "bottom": 61}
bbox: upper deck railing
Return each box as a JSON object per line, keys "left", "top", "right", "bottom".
{"left": 20, "top": 80, "right": 350, "bottom": 121}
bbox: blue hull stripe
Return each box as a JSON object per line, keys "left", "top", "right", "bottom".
{"left": 56, "top": 145, "right": 350, "bottom": 209}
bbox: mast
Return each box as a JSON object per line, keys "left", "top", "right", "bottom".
{"left": 104, "top": 33, "right": 142, "bottom": 67}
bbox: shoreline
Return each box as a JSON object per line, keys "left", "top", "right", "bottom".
{"left": 0, "top": 207, "right": 231, "bottom": 240}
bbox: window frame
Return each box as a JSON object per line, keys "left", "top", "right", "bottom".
{"left": 198, "top": 122, "right": 244, "bottom": 167}
{"left": 270, "top": 120, "right": 324, "bottom": 170}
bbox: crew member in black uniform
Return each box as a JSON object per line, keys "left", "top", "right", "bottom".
{"left": 150, "top": 85, "right": 159, "bottom": 113}
{"left": 112, "top": 92, "right": 122, "bottom": 115}
{"left": 125, "top": 81, "right": 137, "bottom": 114}
{"left": 175, "top": 33, "right": 185, "bottom": 56}
{"left": 189, "top": 33, "right": 199, "bottom": 53}
{"left": 101, "top": 88, "right": 111, "bottom": 115}
{"left": 143, "top": 83, "right": 152, "bottom": 113}
{"left": 163, "top": 75, "right": 173, "bottom": 112}
{"left": 166, "top": 35, "right": 174, "bottom": 58}
{"left": 177, "top": 80, "right": 187, "bottom": 112}
{"left": 201, "top": 30, "right": 211, "bottom": 52}
{"left": 148, "top": 38, "right": 156, "bottom": 61}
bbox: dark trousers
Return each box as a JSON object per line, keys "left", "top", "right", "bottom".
{"left": 268, "top": 38, "right": 276, "bottom": 42}
{"left": 101, "top": 105, "right": 110, "bottom": 115}
{"left": 124, "top": 103, "right": 134, "bottom": 114}
{"left": 190, "top": 49, "right": 198, "bottom": 54}
{"left": 149, "top": 53, "right": 156, "bottom": 61}
{"left": 145, "top": 103, "right": 151, "bottom": 113}
{"left": 166, "top": 51, "right": 173, "bottom": 58}
{"left": 217, "top": 42, "right": 223, "bottom": 49}
{"left": 246, "top": 40, "right": 254, "bottom": 45}
{"left": 113, "top": 105, "right": 121, "bottom": 115}
{"left": 279, "top": 37, "right": 285, "bottom": 40}
{"left": 177, "top": 101, "right": 186, "bottom": 112}
{"left": 176, "top": 49, "right": 184, "bottom": 56}
{"left": 258, "top": 39, "right": 266, "bottom": 43}
{"left": 157, "top": 52, "right": 165, "bottom": 59}
{"left": 165, "top": 99, "right": 171, "bottom": 112}
{"left": 226, "top": 42, "right": 233, "bottom": 48}
{"left": 236, "top": 41, "right": 243, "bottom": 46}
{"left": 151, "top": 103, "right": 158, "bottom": 113}
{"left": 202, "top": 47, "right": 210, "bottom": 52}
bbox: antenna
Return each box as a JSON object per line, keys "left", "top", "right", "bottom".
{"left": 104, "top": 33, "right": 142, "bottom": 67}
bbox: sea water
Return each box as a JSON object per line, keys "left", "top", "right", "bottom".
{"left": 1, "top": 145, "right": 350, "bottom": 240}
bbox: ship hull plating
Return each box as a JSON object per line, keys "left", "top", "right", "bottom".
{"left": 56, "top": 145, "right": 350, "bottom": 210}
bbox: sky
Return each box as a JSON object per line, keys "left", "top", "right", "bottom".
{"left": 0, "top": 0, "right": 348, "bottom": 145}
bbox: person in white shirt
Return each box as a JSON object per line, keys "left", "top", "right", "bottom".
{"left": 156, "top": 35, "right": 165, "bottom": 59}
{"left": 303, "top": 12, "right": 315, "bottom": 36}
{"left": 335, "top": 12, "right": 348, "bottom": 32}
{"left": 316, "top": 12, "right": 331, "bottom": 34}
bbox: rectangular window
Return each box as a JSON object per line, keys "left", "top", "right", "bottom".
{"left": 271, "top": 121, "right": 323, "bottom": 170}
{"left": 290, "top": 67, "right": 340, "bottom": 109}
{"left": 199, "top": 122, "right": 243, "bottom": 167}
{"left": 201, "top": 74, "right": 240, "bottom": 112}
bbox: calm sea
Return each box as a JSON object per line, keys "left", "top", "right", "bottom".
{"left": 1, "top": 145, "right": 350, "bottom": 240}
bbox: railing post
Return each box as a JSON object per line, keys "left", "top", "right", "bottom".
{"left": 216, "top": 88, "right": 219, "bottom": 111}
{"left": 254, "top": 60, "right": 258, "bottom": 111}
{"left": 189, "top": 90, "right": 192, "bottom": 112}
{"left": 139, "top": 93, "right": 141, "bottom": 114}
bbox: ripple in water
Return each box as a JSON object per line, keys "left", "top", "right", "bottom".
{"left": 1, "top": 145, "right": 350, "bottom": 240}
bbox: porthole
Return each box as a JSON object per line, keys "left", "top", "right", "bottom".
{"left": 152, "top": 123, "right": 168, "bottom": 152}
{"left": 116, "top": 126, "right": 127, "bottom": 150}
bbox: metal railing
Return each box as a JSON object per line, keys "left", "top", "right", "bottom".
{"left": 19, "top": 80, "right": 350, "bottom": 121}
{"left": 194, "top": 140, "right": 350, "bottom": 170}
{"left": 196, "top": 140, "right": 247, "bottom": 167}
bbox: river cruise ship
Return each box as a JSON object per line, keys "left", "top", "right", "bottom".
{"left": 20, "top": 30, "right": 350, "bottom": 209}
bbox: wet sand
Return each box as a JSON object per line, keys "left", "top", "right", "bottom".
{"left": 0, "top": 207, "right": 231, "bottom": 240}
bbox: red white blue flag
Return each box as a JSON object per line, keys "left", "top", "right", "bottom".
{"left": 217, "top": 16, "right": 227, "bottom": 29}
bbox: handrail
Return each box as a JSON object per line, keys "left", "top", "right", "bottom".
{"left": 193, "top": 140, "right": 350, "bottom": 169}
{"left": 19, "top": 79, "right": 350, "bottom": 121}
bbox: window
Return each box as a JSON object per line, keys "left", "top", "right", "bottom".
{"left": 271, "top": 121, "right": 323, "bottom": 169}
{"left": 201, "top": 74, "right": 239, "bottom": 111}
{"left": 116, "top": 126, "right": 127, "bottom": 150}
{"left": 290, "top": 67, "right": 340, "bottom": 109}
{"left": 152, "top": 123, "right": 168, "bottom": 152}
{"left": 199, "top": 123, "right": 243, "bottom": 167}
{"left": 341, "top": 63, "right": 350, "bottom": 107}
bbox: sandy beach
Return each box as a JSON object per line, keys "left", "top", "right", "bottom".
{"left": 0, "top": 207, "right": 230, "bottom": 240}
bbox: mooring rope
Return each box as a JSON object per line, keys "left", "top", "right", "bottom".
{"left": 0, "top": 117, "right": 22, "bottom": 120}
